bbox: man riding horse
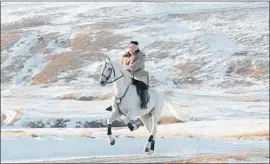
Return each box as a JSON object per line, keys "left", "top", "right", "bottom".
{"left": 106, "top": 41, "right": 150, "bottom": 111}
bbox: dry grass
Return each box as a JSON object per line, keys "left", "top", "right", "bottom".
{"left": 29, "top": 21, "right": 125, "bottom": 85}
{"left": 31, "top": 30, "right": 124, "bottom": 84}
{"left": 1, "top": 32, "right": 20, "bottom": 49}
{"left": 175, "top": 60, "right": 201, "bottom": 77}
{"left": 246, "top": 98, "right": 267, "bottom": 102}
{"left": 56, "top": 93, "right": 74, "bottom": 100}
{"left": 71, "top": 33, "right": 92, "bottom": 52}
{"left": 2, "top": 128, "right": 269, "bottom": 142}
{"left": 227, "top": 60, "right": 268, "bottom": 79}
{"left": 159, "top": 116, "right": 179, "bottom": 124}
{"left": 172, "top": 60, "right": 204, "bottom": 84}
{"left": 173, "top": 154, "right": 249, "bottom": 163}
{"left": 93, "top": 92, "right": 113, "bottom": 101}
{"left": 250, "top": 68, "right": 265, "bottom": 79}
{"left": 71, "top": 22, "right": 124, "bottom": 52}
{"left": 170, "top": 150, "right": 269, "bottom": 163}
{"left": 55, "top": 92, "right": 113, "bottom": 101}
{"left": 89, "top": 31, "right": 125, "bottom": 51}
{"left": 1, "top": 131, "right": 34, "bottom": 137}
{"left": 222, "top": 130, "right": 269, "bottom": 140}
{"left": 32, "top": 52, "right": 75, "bottom": 84}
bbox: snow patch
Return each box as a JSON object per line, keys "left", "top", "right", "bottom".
{"left": 12, "top": 55, "right": 46, "bottom": 85}
{"left": 1, "top": 33, "right": 39, "bottom": 70}
{"left": 200, "top": 33, "right": 237, "bottom": 58}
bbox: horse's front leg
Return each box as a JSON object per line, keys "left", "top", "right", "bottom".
{"left": 107, "top": 110, "right": 121, "bottom": 145}
{"left": 124, "top": 111, "right": 140, "bottom": 132}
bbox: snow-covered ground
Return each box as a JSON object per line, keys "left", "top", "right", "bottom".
{"left": 1, "top": 2, "right": 269, "bottom": 163}
{"left": 1, "top": 135, "right": 269, "bottom": 163}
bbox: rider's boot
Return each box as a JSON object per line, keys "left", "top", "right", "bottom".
{"left": 140, "top": 88, "right": 149, "bottom": 109}
{"left": 105, "top": 106, "right": 112, "bottom": 111}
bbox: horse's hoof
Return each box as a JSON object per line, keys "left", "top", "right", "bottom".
{"left": 144, "top": 147, "right": 149, "bottom": 152}
{"left": 133, "top": 124, "right": 139, "bottom": 131}
{"left": 144, "top": 148, "right": 149, "bottom": 153}
{"left": 110, "top": 138, "right": 115, "bottom": 145}
{"left": 146, "top": 150, "right": 154, "bottom": 155}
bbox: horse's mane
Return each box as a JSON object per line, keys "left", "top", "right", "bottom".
{"left": 111, "top": 61, "right": 132, "bottom": 80}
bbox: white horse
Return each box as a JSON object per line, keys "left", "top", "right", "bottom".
{"left": 99, "top": 57, "right": 189, "bottom": 154}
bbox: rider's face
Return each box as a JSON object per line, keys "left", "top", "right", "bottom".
{"left": 128, "top": 44, "right": 137, "bottom": 54}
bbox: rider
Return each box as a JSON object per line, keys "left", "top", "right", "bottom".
{"left": 105, "top": 41, "right": 150, "bottom": 111}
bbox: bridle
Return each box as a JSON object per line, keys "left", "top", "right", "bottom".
{"left": 101, "top": 61, "right": 129, "bottom": 116}
{"left": 101, "top": 62, "right": 124, "bottom": 84}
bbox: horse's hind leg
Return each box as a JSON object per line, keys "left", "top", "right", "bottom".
{"left": 148, "top": 114, "right": 158, "bottom": 154}
{"left": 141, "top": 112, "right": 159, "bottom": 154}
{"left": 146, "top": 102, "right": 163, "bottom": 154}
{"left": 140, "top": 115, "right": 152, "bottom": 152}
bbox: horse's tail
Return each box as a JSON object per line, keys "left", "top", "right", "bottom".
{"left": 163, "top": 96, "right": 190, "bottom": 122}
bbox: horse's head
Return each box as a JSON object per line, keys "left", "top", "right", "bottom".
{"left": 100, "top": 56, "right": 132, "bottom": 87}
{"left": 100, "top": 57, "right": 115, "bottom": 86}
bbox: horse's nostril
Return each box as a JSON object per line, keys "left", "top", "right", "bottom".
{"left": 101, "top": 81, "right": 105, "bottom": 85}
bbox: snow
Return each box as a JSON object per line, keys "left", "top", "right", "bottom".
{"left": 13, "top": 55, "right": 46, "bottom": 85}
{"left": 1, "top": 2, "right": 269, "bottom": 163}
{"left": 1, "top": 33, "right": 39, "bottom": 70}
{"left": 1, "top": 2, "right": 128, "bottom": 24}
{"left": 200, "top": 33, "right": 237, "bottom": 58}
{"left": 82, "top": 62, "right": 102, "bottom": 75}
{"left": 1, "top": 135, "right": 268, "bottom": 162}
{"left": 45, "top": 37, "right": 72, "bottom": 54}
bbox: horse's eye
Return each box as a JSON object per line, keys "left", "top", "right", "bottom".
{"left": 108, "top": 68, "right": 111, "bottom": 71}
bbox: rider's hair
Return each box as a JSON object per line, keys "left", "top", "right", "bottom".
{"left": 130, "top": 41, "right": 139, "bottom": 46}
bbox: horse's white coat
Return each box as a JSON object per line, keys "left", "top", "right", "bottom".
{"left": 100, "top": 58, "right": 189, "bottom": 153}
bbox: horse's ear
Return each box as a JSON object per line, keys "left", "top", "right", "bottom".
{"left": 106, "top": 56, "right": 111, "bottom": 62}
{"left": 100, "top": 53, "right": 110, "bottom": 62}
